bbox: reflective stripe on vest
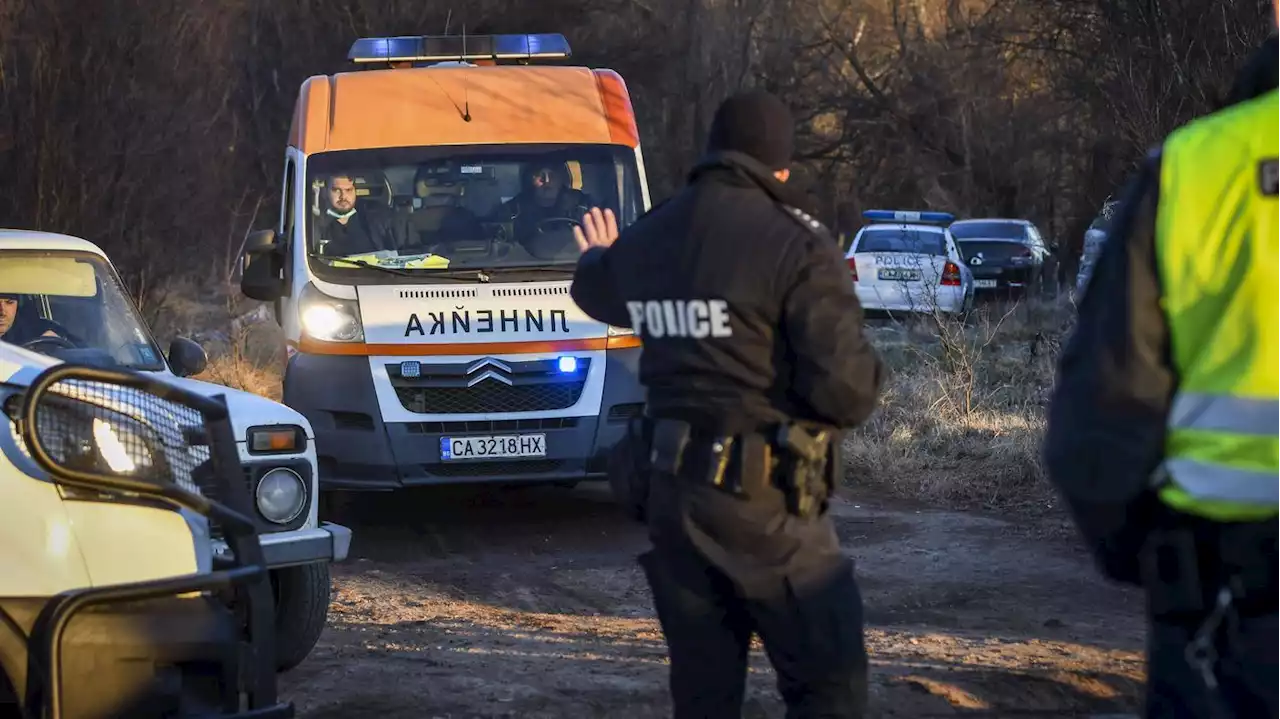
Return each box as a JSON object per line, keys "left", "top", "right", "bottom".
{"left": 1169, "top": 393, "right": 1280, "bottom": 436}
{"left": 1154, "top": 89, "right": 1280, "bottom": 521}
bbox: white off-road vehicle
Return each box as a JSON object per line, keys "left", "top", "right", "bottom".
{"left": 0, "top": 230, "right": 350, "bottom": 715}
{"left": 1, "top": 350, "right": 301, "bottom": 717}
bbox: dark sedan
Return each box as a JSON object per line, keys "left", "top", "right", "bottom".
{"left": 949, "top": 218, "right": 1056, "bottom": 296}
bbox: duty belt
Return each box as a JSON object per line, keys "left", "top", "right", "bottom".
{"left": 645, "top": 417, "right": 835, "bottom": 517}
{"left": 647, "top": 418, "right": 762, "bottom": 494}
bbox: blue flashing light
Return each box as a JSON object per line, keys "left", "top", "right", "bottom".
{"left": 348, "top": 33, "right": 572, "bottom": 64}
{"left": 862, "top": 209, "right": 955, "bottom": 226}
{"left": 557, "top": 356, "right": 579, "bottom": 374}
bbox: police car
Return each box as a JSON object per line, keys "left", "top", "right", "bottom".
{"left": 844, "top": 210, "right": 975, "bottom": 315}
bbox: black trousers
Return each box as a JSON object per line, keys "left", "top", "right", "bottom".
{"left": 1145, "top": 603, "right": 1277, "bottom": 718}
{"left": 640, "top": 547, "right": 867, "bottom": 718}
{"left": 1139, "top": 516, "right": 1278, "bottom": 719}
{"left": 638, "top": 463, "right": 868, "bottom": 718}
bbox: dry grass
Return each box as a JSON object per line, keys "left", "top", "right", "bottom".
{"left": 195, "top": 340, "right": 284, "bottom": 402}
{"left": 844, "top": 296, "right": 1077, "bottom": 512}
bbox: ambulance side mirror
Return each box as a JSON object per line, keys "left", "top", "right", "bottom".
{"left": 240, "top": 229, "right": 285, "bottom": 302}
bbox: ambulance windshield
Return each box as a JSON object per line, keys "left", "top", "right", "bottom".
{"left": 303, "top": 143, "right": 644, "bottom": 280}
{"left": 0, "top": 250, "right": 167, "bottom": 371}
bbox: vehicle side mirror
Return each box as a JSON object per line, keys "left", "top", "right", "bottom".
{"left": 168, "top": 337, "right": 208, "bottom": 378}
{"left": 240, "top": 229, "right": 285, "bottom": 302}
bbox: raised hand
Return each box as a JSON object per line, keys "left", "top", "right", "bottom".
{"left": 573, "top": 207, "right": 620, "bottom": 253}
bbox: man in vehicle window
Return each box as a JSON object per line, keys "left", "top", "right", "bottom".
{"left": 313, "top": 173, "right": 408, "bottom": 257}
{"left": 0, "top": 294, "right": 63, "bottom": 346}
{"left": 569, "top": 91, "right": 885, "bottom": 718}
{"left": 491, "top": 160, "right": 598, "bottom": 258}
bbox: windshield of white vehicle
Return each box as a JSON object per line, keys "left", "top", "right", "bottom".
{"left": 303, "top": 143, "right": 643, "bottom": 280}
{"left": 949, "top": 221, "right": 1028, "bottom": 240}
{"left": 0, "top": 251, "right": 167, "bottom": 371}
{"left": 856, "top": 229, "right": 946, "bottom": 256}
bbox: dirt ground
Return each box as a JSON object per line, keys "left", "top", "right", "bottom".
{"left": 281, "top": 482, "right": 1148, "bottom": 718}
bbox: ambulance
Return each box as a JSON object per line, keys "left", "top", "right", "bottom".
{"left": 240, "top": 34, "right": 650, "bottom": 497}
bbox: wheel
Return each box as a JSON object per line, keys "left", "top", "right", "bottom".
{"left": 270, "top": 562, "right": 331, "bottom": 672}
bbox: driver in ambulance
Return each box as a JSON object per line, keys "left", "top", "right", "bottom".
{"left": 490, "top": 159, "right": 599, "bottom": 257}
{"left": 0, "top": 294, "right": 63, "bottom": 346}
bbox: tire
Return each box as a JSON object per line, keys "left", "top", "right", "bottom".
{"left": 271, "top": 562, "right": 331, "bottom": 673}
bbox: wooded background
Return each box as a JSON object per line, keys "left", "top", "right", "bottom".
{"left": 0, "top": 0, "right": 1269, "bottom": 312}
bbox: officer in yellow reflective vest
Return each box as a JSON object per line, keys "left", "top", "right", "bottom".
{"left": 1044, "top": 30, "right": 1278, "bottom": 719}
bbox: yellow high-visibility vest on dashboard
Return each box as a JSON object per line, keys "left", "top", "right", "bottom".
{"left": 1154, "top": 88, "right": 1279, "bottom": 522}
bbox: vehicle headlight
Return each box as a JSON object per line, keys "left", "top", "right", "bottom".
{"left": 300, "top": 282, "right": 364, "bottom": 343}
{"left": 607, "top": 325, "right": 634, "bottom": 336}
{"left": 25, "top": 394, "right": 160, "bottom": 479}
{"left": 255, "top": 467, "right": 307, "bottom": 524}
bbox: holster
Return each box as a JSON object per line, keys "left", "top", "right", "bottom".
{"left": 771, "top": 422, "right": 834, "bottom": 519}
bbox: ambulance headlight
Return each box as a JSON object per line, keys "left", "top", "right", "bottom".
{"left": 607, "top": 325, "right": 634, "bottom": 336}
{"left": 300, "top": 282, "right": 364, "bottom": 343}
{"left": 255, "top": 467, "right": 307, "bottom": 524}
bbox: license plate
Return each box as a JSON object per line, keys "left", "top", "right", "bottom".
{"left": 974, "top": 279, "right": 998, "bottom": 288}
{"left": 877, "top": 268, "right": 921, "bottom": 281}
{"left": 440, "top": 434, "right": 547, "bottom": 461}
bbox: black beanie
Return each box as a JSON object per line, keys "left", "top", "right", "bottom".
{"left": 705, "top": 90, "right": 795, "bottom": 171}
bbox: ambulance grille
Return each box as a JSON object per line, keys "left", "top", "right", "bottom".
{"left": 393, "top": 380, "right": 586, "bottom": 414}
{"left": 491, "top": 286, "right": 569, "bottom": 297}
{"left": 398, "top": 288, "right": 478, "bottom": 299}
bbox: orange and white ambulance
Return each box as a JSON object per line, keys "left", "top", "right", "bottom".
{"left": 240, "top": 33, "right": 650, "bottom": 497}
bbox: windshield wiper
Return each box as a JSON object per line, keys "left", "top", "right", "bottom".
{"left": 485, "top": 262, "right": 577, "bottom": 273}
{"left": 308, "top": 254, "right": 414, "bottom": 277}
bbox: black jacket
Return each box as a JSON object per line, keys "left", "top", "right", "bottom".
{"left": 1043, "top": 150, "right": 1173, "bottom": 585}
{"left": 570, "top": 151, "right": 885, "bottom": 435}
{"left": 315, "top": 207, "right": 408, "bottom": 257}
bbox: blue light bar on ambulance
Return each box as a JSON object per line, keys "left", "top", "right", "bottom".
{"left": 862, "top": 209, "right": 955, "bottom": 225}
{"left": 348, "top": 34, "right": 572, "bottom": 64}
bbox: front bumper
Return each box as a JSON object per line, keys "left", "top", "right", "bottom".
{"left": 213, "top": 522, "right": 352, "bottom": 568}
{"left": 2, "top": 592, "right": 293, "bottom": 719}
{"left": 283, "top": 348, "right": 646, "bottom": 490}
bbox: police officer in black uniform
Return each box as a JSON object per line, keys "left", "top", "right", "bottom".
{"left": 569, "top": 91, "right": 885, "bottom": 718}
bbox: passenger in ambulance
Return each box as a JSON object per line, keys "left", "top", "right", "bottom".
{"left": 313, "top": 173, "right": 409, "bottom": 257}
{"left": 405, "top": 162, "right": 486, "bottom": 257}
{"left": 489, "top": 159, "right": 599, "bottom": 259}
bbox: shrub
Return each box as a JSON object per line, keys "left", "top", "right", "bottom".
{"left": 843, "top": 296, "right": 1076, "bottom": 512}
